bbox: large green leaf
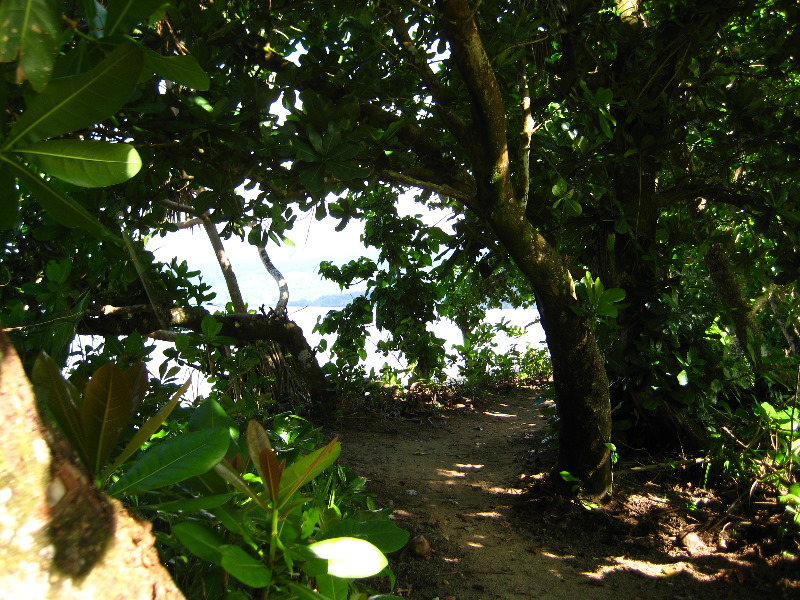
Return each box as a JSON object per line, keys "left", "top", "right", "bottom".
{"left": 172, "top": 521, "right": 226, "bottom": 565}
{"left": 219, "top": 545, "right": 272, "bottom": 588}
{"left": 0, "top": 164, "right": 20, "bottom": 229}
{"left": 309, "top": 537, "right": 388, "bottom": 578}
{"left": 319, "top": 516, "right": 410, "bottom": 553}
{"left": 0, "top": 153, "right": 118, "bottom": 242}
{"left": 105, "top": 0, "right": 167, "bottom": 37}
{"left": 16, "top": 140, "right": 142, "bottom": 187}
{"left": 108, "top": 427, "right": 229, "bottom": 496}
{"left": 0, "top": 0, "right": 61, "bottom": 90}
{"left": 81, "top": 362, "right": 147, "bottom": 475}
{"left": 277, "top": 438, "right": 341, "bottom": 508}
{"left": 5, "top": 42, "right": 143, "bottom": 148}
{"left": 100, "top": 377, "right": 191, "bottom": 481}
{"left": 143, "top": 51, "right": 210, "bottom": 91}
{"left": 31, "top": 351, "right": 88, "bottom": 466}
{"left": 316, "top": 573, "right": 349, "bottom": 600}
{"left": 212, "top": 459, "right": 270, "bottom": 511}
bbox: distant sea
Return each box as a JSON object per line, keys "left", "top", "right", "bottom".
{"left": 284, "top": 305, "right": 545, "bottom": 378}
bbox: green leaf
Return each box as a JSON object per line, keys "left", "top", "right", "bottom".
{"left": 187, "top": 397, "right": 238, "bottom": 442}
{"left": 602, "top": 288, "right": 626, "bottom": 303}
{"left": 287, "top": 584, "right": 331, "bottom": 600}
{"left": 105, "top": 0, "right": 167, "bottom": 37}
{"left": 201, "top": 314, "right": 223, "bottom": 338}
{"left": 0, "top": 0, "right": 61, "bottom": 90}
{"left": 5, "top": 42, "right": 143, "bottom": 148}
{"left": 551, "top": 178, "right": 568, "bottom": 197}
{"left": 16, "top": 140, "right": 142, "bottom": 187}
{"left": 317, "top": 573, "right": 349, "bottom": 599}
{"left": 677, "top": 370, "right": 689, "bottom": 386}
{"left": 32, "top": 351, "right": 88, "bottom": 466}
{"left": 278, "top": 438, "right": 341, "bottom": 508}
{"left": 146, "top": 492, "right": 235, "bottom": 513}
{"left": 219, "top": 545, "right": 272, "bottom": 588}
{"left": 212, "top": 459, "right": 271, "bottom": 511}
{"left": 309, "top": 537, "right": 388, "bottom": 578}
{"left": 107, "top": 427, "right": 229, "bottom": 496}
{"left": 81, "top": 361, "right": 146, "bottom": 475}
{"left": 0, "top": 164, "right": 20, "bottom": 229}
{"left": 319, "top": 517, "right": 410, "bottom": 554}
{"left": 172, "top": 521, "right": 226, "bottom": 565}
{"left": 101, "top": 377, "right": 191, "bottom": 481}
{"left": 143, "top": 51, "right": 210, "bottom": 91}
{"left": 0, "top": 154, "right": 119, "bottom": 243}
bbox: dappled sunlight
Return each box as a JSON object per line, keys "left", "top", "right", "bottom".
{"left": 482, "top": 410, "right": 517, "bottom": 418}
{"left": 435, "top": 463, "right": 485, "bottom": 482}
{"left": 463, "top": 510, "right": 503, "bottom": 519}
{"left": 453, "top": 463, "right": 484, "bottom": 471}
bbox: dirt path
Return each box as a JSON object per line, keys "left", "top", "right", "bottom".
{"left": 334, "top": 388, "right": 796, "bottom": 600}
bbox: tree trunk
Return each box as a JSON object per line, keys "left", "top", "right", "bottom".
{"left": 441, "top": 0, "right": 611, "bottom": 497}
{"left": 0, "top": 331, "right": 183, "bottom": 599}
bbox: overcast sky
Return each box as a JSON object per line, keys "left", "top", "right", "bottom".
{"left": 147, "top": 194, "right": 455, "bottom": 309}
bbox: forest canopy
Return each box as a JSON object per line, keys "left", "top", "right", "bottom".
{"left": 1, "top": 0, "right": 799, "bottom": 503}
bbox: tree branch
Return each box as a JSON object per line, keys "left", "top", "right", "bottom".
{"left": 380, "top": 169, "right": 474, "bottom": 203}
{"left": 386, "top": 7, "right": 471, "bottom": 147}
{"left": 439, "top": 0, "right": 513, "bottom": 203}
{"left": 79, "top": 305, "right": 306, "bottom": 345}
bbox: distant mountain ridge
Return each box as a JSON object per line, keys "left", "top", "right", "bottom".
{"left": 289, "top": 291, "right": 366, "bottom": 307}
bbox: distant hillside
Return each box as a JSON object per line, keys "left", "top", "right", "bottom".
{"left": 289, "top": 291, "right": 366, "bottom": 307}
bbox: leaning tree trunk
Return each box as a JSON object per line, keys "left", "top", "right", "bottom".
{"left": 0, "top": 331, "right": 183, "bottom": 599}
{"left": 441, "top": 0, "right": 611, "bottom": 497}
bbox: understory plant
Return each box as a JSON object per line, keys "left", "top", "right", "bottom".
{"left": 35, "top": 355, "right": 409, "bottom": 598}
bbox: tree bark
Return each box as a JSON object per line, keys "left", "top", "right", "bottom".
{"left": 77, "top": 305, "right": 336, "bottom": 409}
{"left": 0, "top": 331, "right": 183, "bottom": 599}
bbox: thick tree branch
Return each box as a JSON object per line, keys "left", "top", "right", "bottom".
{"left": 380, "top": 169, "right": 474, "bottom": 203}
{"left": 518, "top": 56, "right": 534, "bottom": 209}
{"left": 439, "top": 0, "right": 512, "bottom": 201}
{"left": 79, "top": 305, "right": 306, "bottom": 345}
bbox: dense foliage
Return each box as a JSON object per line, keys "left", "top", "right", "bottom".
{"left": 1, "top": 1, "right": 800, "bottom": 593}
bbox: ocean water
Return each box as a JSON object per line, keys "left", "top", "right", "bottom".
{"left": 285, "top": 305, "right": 546, "bottom": 378}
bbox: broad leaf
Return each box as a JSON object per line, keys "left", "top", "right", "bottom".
{"left": 219, "top": 545, "right": 272, "bottom": 588}
{"left": 188, "top": 397, "right": 237, "bottom": 436}
{"left": 105, "top": 0, "right": 167, "bottom": 37}
{"left": 278, "top": 438, "right": 341, "bottom": 508}
{"left": 81, "top": 362, "right": 146, "bottom": 475}
{"left": 0, "top": 0, "right": 60, "bottom": 90}
{"left": 319, "top": 516, "right": 410, "bottom": 553}
{"left": 107, "top": 427, "right": 229, "bottom": 496}
{"left": 145, "top": 493, "right": 235, "bottom": 513}
{"left": 309, "top": 537, "right": 388, "bottom": 578}
{"left": 100, "top": 377, "right": 191, "bottom": 481}
{"left": 144, "top": 51, "right": 210, "bottom": 91}
{"left": 246, "top": 420, "right": 283, "bottom": 498}
{"left": 32, "top": 351, "right": 88, "bottom": 466}
{"left": 0, "top": 154, "right": 118, "bottom": 242}
{"left": 16, "top": 140, "right": 142, "bottom": 187}
{"left": 172, "top": 521, "right": 226, "bottom": 565}
{"left": 259, "top": 448, "right": 284, "bottom": 502}
{"left": 316, "top": 573, "right": 349, "bottom": 600}
{"left": 212, "top": 459, "right": 270, "bottom": 511}
{"left": 5, "top": 42, "right": 143, "bottom": 148}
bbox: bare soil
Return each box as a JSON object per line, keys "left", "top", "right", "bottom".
{"left": 332, "top": 386, "right": 799, "bottom": 600}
